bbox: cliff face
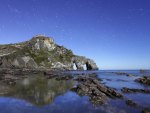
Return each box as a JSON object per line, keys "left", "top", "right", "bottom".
{"left": 0, "top": 35, "right": 98, "bottom": 70}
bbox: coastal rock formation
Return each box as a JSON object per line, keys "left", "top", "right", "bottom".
{"left": 30, "top": 35, "right": 56, "bottom": 51}
{"left": 71, "top": 75, "right": 123, "bottom": 104}
{"left": 111, "top": 72, "right": 136, "bottom": 77}
{"left": 122, "top": 87, "right": 150, "bottom": 94}
{"left": 0, "top": 56, "right": 38, "bottom": 68}
{"left": 0, "top": 35, "right": 98, "bottom": 70}
{"left": 125, "top": 100, "right": 139, "bottom": 108}
{"left": 72, "top": 56, "right": 98, "bottom": 70}
{"left": 135, "top": 76, "right": 150, "bottom": 85}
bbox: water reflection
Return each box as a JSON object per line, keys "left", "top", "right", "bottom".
{"left": 0, "top": 71, "right": 149, "bottom": 113}
{"left": 4, "top": 76, "right": 73, "bottom": 106}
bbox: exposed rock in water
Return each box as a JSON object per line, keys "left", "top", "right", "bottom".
{"left": 111, "top": 72, "right": 136, "bottom": 77}
{"left": 140, "top": 70, "right": 148, "bottom": 74}
{"left": 56, "top": 75, "right": 73, "bottom": 80}
{"left": 125, "top": 99, "right": 139, "bottom": 107}
{"left": 122, "top": 87, "right": 150, "bottom": 94}
{"left": 135, "top": 76, "right": 150, "bottom": 85}
{"left": 71, "top": 75, "right": 123, "bottom": 104}
{"left": 142, "top": 108, "right": 150, "bottom": 113}
{"left": 0, "top": 35, "right": 98, "bottom": 70}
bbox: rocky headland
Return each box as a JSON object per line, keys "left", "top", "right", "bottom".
{"left": 0, "top": 35, "right": 98, "bottom": 70}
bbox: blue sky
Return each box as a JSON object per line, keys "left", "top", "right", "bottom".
{"left": 0, "top": 0, "right": 150, "bottom": 70}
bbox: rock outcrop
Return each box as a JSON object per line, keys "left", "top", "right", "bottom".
{"left": 122, "top": 87, "right": 150, "bottom": 94}
{"left": 72, "top": 56, "right": 98, "bottom": 70}
{"left": 135, "top": 76, "right": 150, "bottom": 85}
{"left": 71, "top": 75, "right": 123, "bottom": 104}
{"left": 0, "top": 35, "right": 98, "bottom": 70}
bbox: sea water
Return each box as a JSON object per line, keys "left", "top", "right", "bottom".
{"left": 0, "top": 70, "right": 149, "bottom": 113}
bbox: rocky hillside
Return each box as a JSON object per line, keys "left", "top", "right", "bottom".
{"left": 0, "top": 35, "right": 98, "bottom": 70}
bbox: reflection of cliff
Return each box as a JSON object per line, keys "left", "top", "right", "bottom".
{"left": 5, "top": 76, "right": 73, "bottom": 106}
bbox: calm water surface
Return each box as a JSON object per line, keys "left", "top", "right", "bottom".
{"left": 0, "top": 70, "right": 149, "bottom": 113}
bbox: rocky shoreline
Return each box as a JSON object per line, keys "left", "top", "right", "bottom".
{"left": 0, "top": 69, "right": 123, "bottom": 104}
{"left": 71, "top": 75, "right": 123, "bottom": 104}
{"left": 0, "top": 69, "right": 150, "bottom": 113}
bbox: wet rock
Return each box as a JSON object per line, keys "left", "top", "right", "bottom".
{"left": 2, "top": 79, "right": 16, "bottom": 85}
{"left": 127, "top": 74, "right": 135, "bottom": 77}
{"left": 72, "top": 76, "right": 123, "bottom": 104}
{"left": 87, "top": 73, "right": 98, "bottom": 78}
{"left": 112, "top": 72, "right": 136, "bottom": 77}
{"left": 135, "top": 76, "right": 150, "bottom": 85}
{"left": 3, "top": 75, "right": 19, "bottom": 80}
{"left": 122, "top": 87, "right": 150, "bottom": 93}
{"left": 0, "top": 69, "right": 37, "bottom": 85}
{"left": 106, "top": 87, "right": 123, "bottom": 98}
{"left": 43, "top": 71, "right": 57, "bottom": 79}
{"left": 75, "top": 76, "right": 90, "bottom": 82}
{"left": 56, "top": 75, "right": 73, "bottom": 80}
{"left": 126, "top": 99, "right": 139, "bottom": 107}
{"left": 0, "top": 68, "right": 42, "bottom": 77}
{"left": 0, "top": 68, "right": 14, "bottom": 75}
{"left": 45, "top": 75, "right": 56, "bottom": 79}
{"left": 90, "top": 92, "right": 107, "bottom": 105}
{"left": 75, "top": 84, "right": 89, "bottom": 95}
{"left": 43, "top": 70, "right": 72, "bottom": 79}
{"left": 142, "top": 108, "right": 150, "bottom": 113}
{"left": 1, "top": 74, "right": 19, "bottom": 85}
{"left": 140, "top": 70, "right": 148, "bottom": 74}
{"left": 75, "top": 75, "right": 102, "bottom": 83}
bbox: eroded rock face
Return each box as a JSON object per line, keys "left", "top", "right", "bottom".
{"left": 0, "top": 35, "right": 98, "bottom": 70}
{"left": 14, "top": 56, "right": 38, "bottom": 68}
{"left": 51, "top": 62, "right": 69, "bottom": 70}
{"left": 0, "top": 56, "right": 38, "bottom": 68}
{"left": 72, "top": 56, "right": 98, "bottom": 70}
{"left": 28, "top": 35, "right": 56, "bottom": 51}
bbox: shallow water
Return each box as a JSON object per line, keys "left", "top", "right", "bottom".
{"left": 0, "top": 70, "right": 150, "bottom": 113}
